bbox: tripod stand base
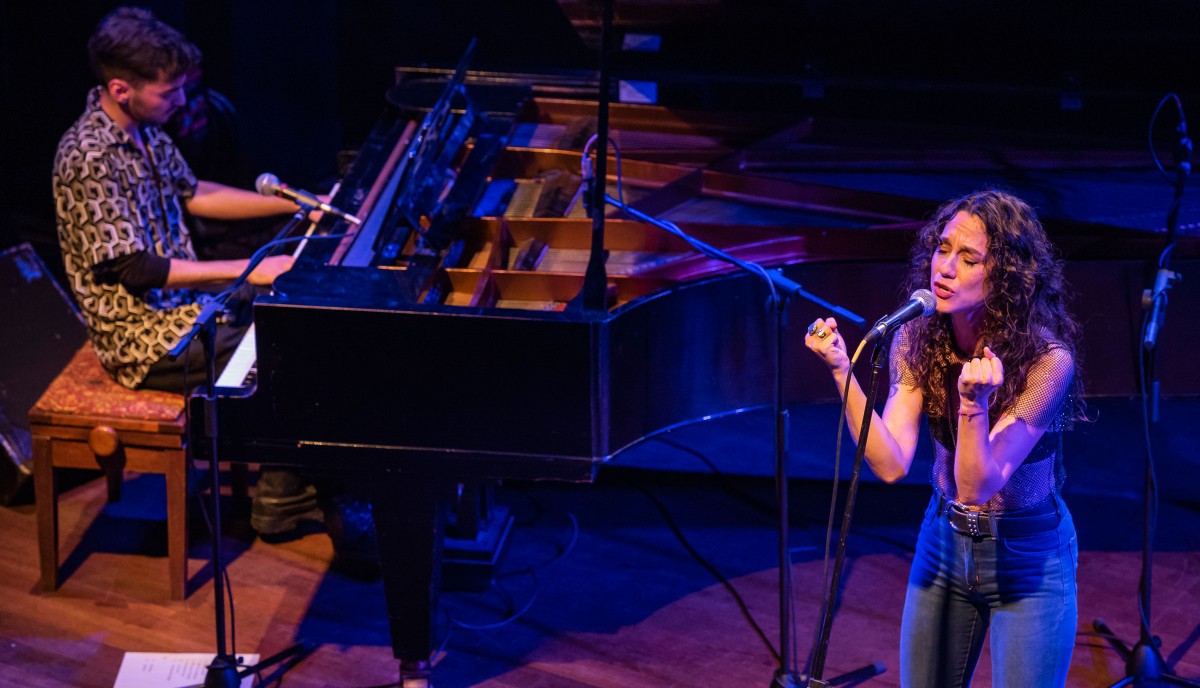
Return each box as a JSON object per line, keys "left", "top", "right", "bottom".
{"left": 827, "top": 662, "right": 887, "bottom": 685}
{"left": 204, "top": 643, "right": 308, "bottom": 688}
{"left": 770, "top": 669, "right": 806, "bottom": 687}
{"left": 204, "top": 656, "right": 241, "bottom": 688}
{"left": 770, "top": 662, "right": 885, "bottom": 688}
{"left": 1094, "top": 619, "right": 1200, "bottom": 688}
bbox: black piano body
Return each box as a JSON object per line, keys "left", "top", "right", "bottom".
{"left": 191, "top": 70, "right": 904, "bottom": 675}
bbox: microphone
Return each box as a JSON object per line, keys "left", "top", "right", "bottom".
{"left": 862, "top": 289, "right": 936, "bottom": 344}
{"left": 255, "top": 173, "right": 362, "bottom": 226}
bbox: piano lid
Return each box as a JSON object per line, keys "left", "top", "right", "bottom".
{"left": 197, "top": 66, "right": 1200, "bottom": 484}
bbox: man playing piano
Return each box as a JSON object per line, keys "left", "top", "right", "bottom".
{"left": 52, "top": 7, "right": 322, "bottom": 541}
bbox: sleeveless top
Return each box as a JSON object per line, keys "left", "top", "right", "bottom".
{"left": 890, "top": 321, "right": 1075, "bottom": 512}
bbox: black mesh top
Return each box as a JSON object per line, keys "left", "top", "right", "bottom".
{"left": 890, "top": 322, "right": 1076, "bottom": 512}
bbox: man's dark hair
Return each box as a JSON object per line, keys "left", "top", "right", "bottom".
{"left": 87, "top": 7, "right": 200, "bottom": 86}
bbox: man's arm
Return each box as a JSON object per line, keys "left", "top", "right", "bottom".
{"left": 92, "top": 250, "right": 294, "bottom": 292}
{"left": 164, "top": 254, "right": 294, "bottom": 289}
{"left": 61, "top": 153, "right": 295, "bottom": 292}
{"left": 185, "top": 180, "right": 298, "bottom": 220}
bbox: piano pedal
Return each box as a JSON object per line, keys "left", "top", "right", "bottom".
{"left": 442, "top": 504, "right": 513, "bottom": 593}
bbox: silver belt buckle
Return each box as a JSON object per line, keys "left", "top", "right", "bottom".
{"left": 950, "top": 501, "right": 994, "bottom": 537}
{"left": 964, "top": 510, "right": 983, "bottom": 536}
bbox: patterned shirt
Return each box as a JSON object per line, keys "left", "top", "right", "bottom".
{"left": 53, "top": 87, "right": 211, "bottom": 388}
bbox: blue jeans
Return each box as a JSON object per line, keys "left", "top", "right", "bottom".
{"left": 899, "top": 493, "right": 1078, "bottom": 687}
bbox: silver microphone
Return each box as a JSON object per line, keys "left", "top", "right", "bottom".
{"left": 863, "top": 289, "right": 936, "bottom": 344}
{"left": 255, "top": 172, "right": 362, "bottom": 226}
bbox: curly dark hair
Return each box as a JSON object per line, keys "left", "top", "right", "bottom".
{"left": 899, "top": 189, "right": 1086, "bottom": 420}
{"left": 87, "top": 7, "right": 200, "bottom": 87}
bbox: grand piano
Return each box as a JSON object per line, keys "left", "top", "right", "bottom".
{"left": 193, "top": 60, "right": 1200, "bottom": 681}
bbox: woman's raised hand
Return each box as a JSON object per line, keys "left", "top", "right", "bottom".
{"left": 958, "top": 345, "right": 1004, "bottom": 410}
{"left": 804, "top": 316, "right": 850, "bottom": 376}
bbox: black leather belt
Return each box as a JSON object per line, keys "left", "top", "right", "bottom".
{"left": 935, "top": 492, "right": 1061, "bottom": 539}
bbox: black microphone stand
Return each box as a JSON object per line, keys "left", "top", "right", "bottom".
{"left": 804, "top": 339, "right": 890, "bottom": 688}
{"left": 1092, "top": 111, "right": 1199, "bottom": 688}
{"left": 168, "top": 207, "right": 312, "bottom": 687}
{"left": 599, "top": 196, "right": 882, "bottom": 687}
{"left": 575, "top": 4, "right": 880, "bottom": 680}
{"left": 566, "top": 0, "right": 612, "bottom": 316}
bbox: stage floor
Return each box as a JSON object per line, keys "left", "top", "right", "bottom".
{"left": 1, "top": 398, "right": 1197, "bottom": 687}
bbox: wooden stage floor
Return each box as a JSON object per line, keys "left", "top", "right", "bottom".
{"left": 2, "top": 399, "right": 1199, "bottom": 687}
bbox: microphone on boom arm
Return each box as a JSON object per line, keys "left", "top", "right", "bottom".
{"left": 255, "top": 172, "right": 362, "bottom": 226}
{"left": 862, "top": 289, "right": 936, "bottom": 345}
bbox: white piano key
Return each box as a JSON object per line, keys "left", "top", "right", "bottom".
{"left": 216, "top": 323, "right": 256, "bottom": 390}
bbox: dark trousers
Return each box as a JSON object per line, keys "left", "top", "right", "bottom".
{"left": 137, "top": 323, "right": 310, "bottom": 507}
{"left": 139, "top": 322, "right": 247, "bottom": 394}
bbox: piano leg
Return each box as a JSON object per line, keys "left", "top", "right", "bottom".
{"left": 369, "top": 476, "right": 451, "bottom": 685}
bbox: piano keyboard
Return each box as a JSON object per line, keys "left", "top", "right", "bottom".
{"left": 213, "top": 184, "right": 339, "bottom": 395}
{"left": 215, "top": 323, "right": 256, "bottom": 393}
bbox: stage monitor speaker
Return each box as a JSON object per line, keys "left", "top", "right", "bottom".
{"left": 0, "top": 243, "right": 87, "bottom": 505}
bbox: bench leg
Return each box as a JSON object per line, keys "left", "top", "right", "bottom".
{"left": 166, "top": 449, "right": 188, "bottom": 600}
{"left": 33, "top": 435, "right": 59, "bottom": 592}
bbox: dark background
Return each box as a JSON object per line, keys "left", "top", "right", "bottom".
{"left": 3, "top": 0, "right": 1199, "bottom": 281}
{"left": 0, "top": 0, "right": 594, "bottom": 268}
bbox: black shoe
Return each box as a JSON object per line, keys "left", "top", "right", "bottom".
{"left": 251, "top": 468, "right": 323, "bottom": 539}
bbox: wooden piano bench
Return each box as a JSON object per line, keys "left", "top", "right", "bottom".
{"left": 29, "top": 343, "right": 237, "bottom": 600}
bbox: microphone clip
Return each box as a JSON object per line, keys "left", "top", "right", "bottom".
{"left": 1175, "top": 121, "right": 1193, "bottom": 178}
{"left": 580, "top": 156, "right": 596, "bottom": 219}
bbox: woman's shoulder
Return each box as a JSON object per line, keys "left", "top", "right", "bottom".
{"left": 1035, "top": 330, "right": 1075, "bottom": 363}
{"left": 1023, "top": 334, "right": 1076, "bottom": 388}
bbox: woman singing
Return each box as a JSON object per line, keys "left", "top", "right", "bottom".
{"left": 805, "top": 189, "right": 1085, "bottom": 687}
